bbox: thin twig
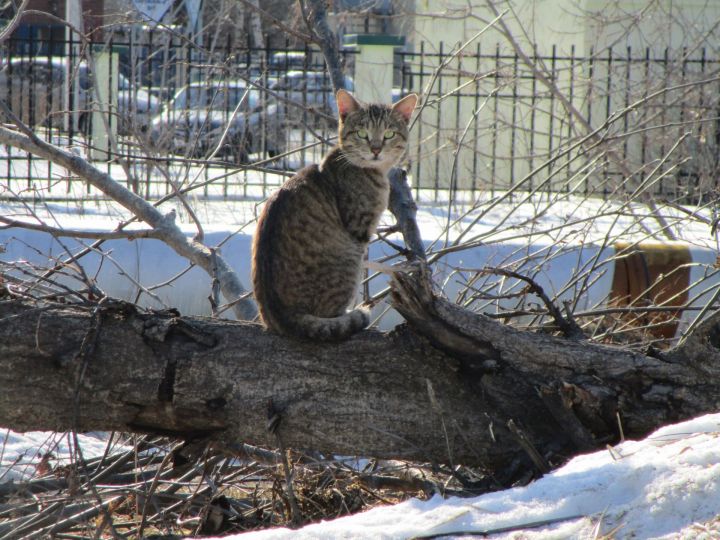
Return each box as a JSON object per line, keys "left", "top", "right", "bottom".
{"left": 481, "top": 267, "right": 585, "bottom": 339}
{"left": 0, "top": 0, "right": 29, "bottom": 43}
{"left": 0, "top": 216, "right": 161, "bottom": 240}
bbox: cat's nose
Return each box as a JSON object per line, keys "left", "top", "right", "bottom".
{"left": 370, "top": 146, "right": 382, "bottom": 156}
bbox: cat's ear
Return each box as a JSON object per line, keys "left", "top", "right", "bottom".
{"left": 392, "top": 93, "right": 418, "bottom": 122}
{"left": 336, "top": 89, "right": 361, "bottom": 119}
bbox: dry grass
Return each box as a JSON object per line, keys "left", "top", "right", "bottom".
{"left": 0, "top": 434, "right": 472, "bottom": 538}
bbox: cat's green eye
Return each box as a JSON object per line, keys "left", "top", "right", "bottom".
{"left": 357, "top": 129, "right": 368, "bottom": 139}
{"left": 383, "top": 130, "right": 395, "bottom": 139}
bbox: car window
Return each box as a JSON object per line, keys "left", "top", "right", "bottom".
{"left": 306, "top": 77, "right": 323, "bottom": 90}
{"left": 271, "top": 73, "right": 352, "bottom": 94}
{"left": 171, "top": 85, "right": 255, "bottom": 111}
{"left": 205, "top": 87, "right": 234, "bottom": 109}
{"left": 273, "top": 75, "right": 304, "bottom": 91}
{"left": 76, "top": 64, "right": 130, "bottom": 92}
{"left": 33, "top": 60, "right": 62, "bottom": 83}
{"left": 50, "top": 64, "right": 65, "bottom": 83}
{"left": 210, "top": 86, "right": 257, "bottom": 110}
{"left": 269, "top": 52, "right": 306, "bottom": 69}
{"left": 271, "top": 78, "right": 286, "bottom": 91}
{"left": 291, "top": 77, "right": 307, "bottom": 90}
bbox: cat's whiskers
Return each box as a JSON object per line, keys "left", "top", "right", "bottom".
{"left": 335, "top": 151, "right": 357, "bottom": 171}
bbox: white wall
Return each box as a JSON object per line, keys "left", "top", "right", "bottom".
{"left": 403, "top": 0, "right": 720, "bottom": 193}
{"left": 0, "top": 220, "right": 612, "bottom": 325}
{"left": 412, "top": 0, "right": 720, "bottom": 57}
{"left": 6, "top": 218, "right": 717, "bottom": 337}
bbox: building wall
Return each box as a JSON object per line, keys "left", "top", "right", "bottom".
{"left": 402, "top": 0, "right": 720, "bottom": 193}
{"left": 411, "top": 0, "right": 720, "bottom": 56}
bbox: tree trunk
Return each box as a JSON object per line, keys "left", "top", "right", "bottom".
{"left": 245, "top": 0, "right": 264, "bottom": 49}
{"left": 0, "top": 298, "right": 516, "bottom": 473}
{"left": 2, "top": 269, "right": 719, "bottom": 482}
{"left": 302, "top": 0, "right": 346, "bottom": 93}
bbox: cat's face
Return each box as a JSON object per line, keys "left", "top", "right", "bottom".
{"left": 336, "top": 91, "right": 418, "bottom": 171}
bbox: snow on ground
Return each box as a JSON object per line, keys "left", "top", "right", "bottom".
{"left": 0, "top": 431, "right": 124, "bottom": 483}
{"left": 3, "top": 160, "right": 720, "bottom": 538}
{"left": 207, "top": 414, "right": 720, "bottom": 540}
{"left": 1, "top": 416, "right": 719, "bottom": 538}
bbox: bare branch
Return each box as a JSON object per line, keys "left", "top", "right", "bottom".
{"left": 388, "top": 168, "right": 426, "bottom": 261}
{"left": 300, "top": 0, "right": 346, "bottom": 93}
{"left": 481, "top": 0, "right": 692, "bottom": 240}
{"left": 237, "top": 0, "right": 313, "bottom": 42}
{"left": 0, "top": 0, "right": 29, "bottom": 43}
{"left": 0, "top": 124, "right": 257, "bottom": 320}
{"left": 0, "top": 216, "right": 161, "bottom": 241}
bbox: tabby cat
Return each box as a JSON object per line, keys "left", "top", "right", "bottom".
{"left": 251, "top": 89, "right": 418, "bottom": 340}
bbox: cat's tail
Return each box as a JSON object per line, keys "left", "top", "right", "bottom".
{"left": 289, "top": 305, "right": 371, "bottom": 341}
{"left": 253, "top": 239, "right": 371, "bottom": 341}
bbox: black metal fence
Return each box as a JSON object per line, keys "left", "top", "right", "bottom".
{"left": 2, "top": 32, "right": 719, "bottom": 204}
{"left": 397, "top": 43, "right": 720, "bottom": 203}
{"left": 1, "top": 31, "right": 354, "bottom": 200}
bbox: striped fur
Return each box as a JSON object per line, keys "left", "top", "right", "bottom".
{"left": 251, "top": 90, "right": 417, "bottom": 341}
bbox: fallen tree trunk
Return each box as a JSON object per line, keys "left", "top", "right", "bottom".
{"left": 391, "top": 270, "right": 720, "bottom": 447}
{"left": 0, "top": 296, "right": 519, "bottom": 475}
{"left": 1, "top": 271, "right": 719, "bottom": 483}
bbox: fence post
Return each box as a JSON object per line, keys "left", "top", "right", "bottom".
{"left": 343, "top": 34, "right": 404, "bottom": 103}
{"left": 64, "top": 0, "right": 82, "bottom": 133}
{"left": 90, "top": 48, "right": 119, "bottom": 161}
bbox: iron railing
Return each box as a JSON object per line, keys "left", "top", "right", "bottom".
{"left": 397, "top": 43, "right": 720, "bottom": 204}
{"left": 1, "top": 32, "right": 355, "bottom": 201}
{"left": 1, "top": 32, "right": 719, "bottom": 205}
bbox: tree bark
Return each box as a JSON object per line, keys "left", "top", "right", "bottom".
{"left": 2, "top": 268, "right": 719, "bottom": 481}
{"left": 390, "top": 270, "right": 720, "bottom": 442}
{"left": 302, "top": 0, "right": 346, "bottom": 94}
{"left": 0, "top": 297, "right": 516, "bottom": 474}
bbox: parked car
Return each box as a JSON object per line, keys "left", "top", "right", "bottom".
{"left": 269, "top": 71, "right": 354, "bottom": 107}
{"left": 0, "top": 56, "right": 160, "bottom": 134}
{"left": 150, "top": 73, "right": 353, "bottom": 162}
{"left": 252, "top": 73, "right": 354, "bottom": 155}
{"left": 268, "top": 51, "right": 308, "bottom": 71}
{"left": 149, "top": 80, "right": 261, "bottom": 162}
{"left": 247, "top": 98, "right": 337, "bottom": 158}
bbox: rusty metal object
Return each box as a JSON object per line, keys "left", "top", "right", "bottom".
{"left": 610, "top": 242, "right": 691, "bottom": 339}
